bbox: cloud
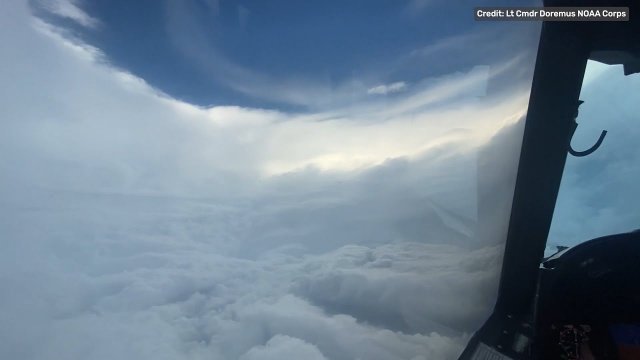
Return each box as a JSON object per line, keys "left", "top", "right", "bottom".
{"left": 0, "top": 1, "right": 536, "bottom": 360}
{"left": 33, "top": 0, "right": 99, "bottom": 28}
{"left": 367, "top": 82, "right": 408, "bottom": 95}
{"left": 292, "top": 243, "right": 505, "bottom": 334}
{"left": 239, "top": 335, "right": 328, "bottom": 360}
{"left": 0, "top": 182, "right": 493, "bottom": 359}
{"left": 240, "top": 335, "right": 326, "bottom": 360}
{"left": 1, "top": 4, "right": 528, "bottom": 190}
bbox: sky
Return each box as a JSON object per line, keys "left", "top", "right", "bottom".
{"left": 1, "top": 0, "right": 638, "bottom": 359}
{"left": 27, "top": 0, "right": 538, "bottom": 110}
{"left": 547, "top": 61, "right": 640, "bottom": 249}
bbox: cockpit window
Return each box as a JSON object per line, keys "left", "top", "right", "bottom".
{"left": 548, "top": 60, "right": 640, "bottom": 252}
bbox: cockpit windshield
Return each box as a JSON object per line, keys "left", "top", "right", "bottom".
{"left": 0, "top": 1, "right": 540, "bottom": 359}
{"left": 548, "top": 60, "right": 640, "bottom": 252}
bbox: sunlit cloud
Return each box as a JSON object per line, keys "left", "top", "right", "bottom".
{"left": 367, "top": 82, "right": 408, "bottom": 95}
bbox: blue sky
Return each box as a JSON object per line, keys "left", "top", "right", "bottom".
{"left": 30, "top": 0, "right": 537, "bottom": 110}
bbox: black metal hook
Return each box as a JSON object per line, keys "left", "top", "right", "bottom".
{"left": 569, "top": 129, "right": 607, "bottom": 157}
{"left": 568, "top": 100, "right": 607, "bottom": 157}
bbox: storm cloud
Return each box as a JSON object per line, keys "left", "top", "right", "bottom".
{"left": 0, "top": 2, "right": 552, "bottom": 360}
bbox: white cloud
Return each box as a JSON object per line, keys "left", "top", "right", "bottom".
{"left": 0, "top": 183, "right": 510, "bottom": 359}
{"left": 240, "top": 335, "right": 328, "bottom": 360}
{"left": 293, "top": 243, "right": 505, "bottom": 334}
{"left": 367, "top": 81, "right": 408, "bottom": 95}
{"left": 0, "top": 1, "right": 536, "bottom": 359}
{"left": 36, "top": 0, "right": 99, "bottom": 28}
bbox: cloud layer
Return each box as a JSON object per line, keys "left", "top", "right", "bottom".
{"left": 0, "top": 2, "right": 546, "bottom": 360}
